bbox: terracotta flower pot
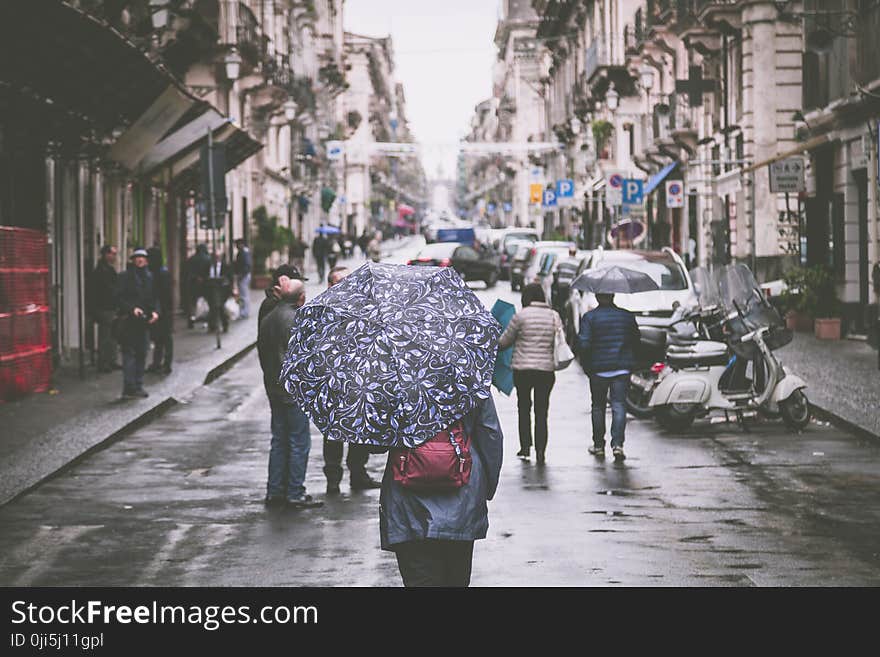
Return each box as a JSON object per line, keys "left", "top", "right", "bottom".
{"left": 814, "top": 317, "right": 841, "bottom": 340}
{"left": 251, "top": 274, "right": 272, "bottom": 290}
{"left": 785, "top": 310, "right": 813, "bottom": 332}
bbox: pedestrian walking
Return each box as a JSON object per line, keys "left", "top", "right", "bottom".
{"left": 257, "top": 276, "right": 323, "bottom": 509}
{"left": 312, "top": 233, "right": 328, "bottom": 280}
{"left": 87, "top": 244, "right": 119, "bottom": 372}
{"left": 367, "top": 231, "right": 382, "bottom": 263}
{"left": 357, "top": 230, "right": 370, "bottom": 258}
{"left": 577, "top": 292, "right": 640, "bottom": 462}
{"left": 258, "top": 264, "right": 307, "bottom": 325}
{"left": 498, "top": 283, "right": 561, "bottom": 464}
{"left": 146, "top": 246, "right": 173, "bottom": 375}
{"left": 321, "top": 265, "right": 381, "bottom": 495}
{"left": 233, "top": 239, "right": 252, "bottom": 319}
{"left": 327, "top": 237, "right": 342, "bottom": 269}
{"left": 278, "top": 262, "right": 504, "bottom": 587}
{"left": 116, "top": 247, "right": 159, "bottom": 399}
{"left": 205, "top": 251, "right": 233, "bottom": 333}
{"left": 289, "top": 236, "right": 308, "bottom": 274}
{"left": 185, "top": 244, "right": 210, "bottom": 328}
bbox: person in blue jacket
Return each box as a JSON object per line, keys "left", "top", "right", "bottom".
{"left": 578, "top": 292, "right": 640, "bottom": 462}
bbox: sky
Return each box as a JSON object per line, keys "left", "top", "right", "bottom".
{"left": 344, "top": 0, "right": 500, "bottom": 180}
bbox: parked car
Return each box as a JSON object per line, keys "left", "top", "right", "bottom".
{"left": 407, "top": 241, "right": 501, "bottom": 288}
{"left": 490, "top": 228, "right": 539, "bottom": 280}
{"left": 521, "top": 241, "right": 577, "bottom": 293}
{"left": 509, "top": 242, "right": 533, "bottom": 291}
{"left": 564, "top": 247, "right": 698, "bottom": 345}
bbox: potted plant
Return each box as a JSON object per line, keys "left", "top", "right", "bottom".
{"left": 251, "top": 206, "right": 292, "bottom": 289}
{"left": 592, "top": 119, "right": 613, "bottom": 159}
{"left": 781, "top": 265, "right": 841, "bottom": 337}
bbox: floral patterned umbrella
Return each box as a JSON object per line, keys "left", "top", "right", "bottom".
{"left": 279, "top": 262, "right": 502, "bottom": 447}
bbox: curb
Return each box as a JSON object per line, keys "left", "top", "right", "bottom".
{"left": 0, "top": 397, "right": 178, "bottom": 509}
{"left": 204, "top": 341, "right": 257, "bottom": 385}
{"left": 809, "top": 403, "right": 880, "bottom": 443}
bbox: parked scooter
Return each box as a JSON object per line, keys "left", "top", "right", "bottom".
{"left": 639, "top": 264, "right": 810, "bottom": 431}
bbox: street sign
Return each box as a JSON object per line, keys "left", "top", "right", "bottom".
{"left": 605, "top": 172, "right": 624, "bottom": 206}
{"left": 542, "top": 189, "right": 557, "bottom": 208}
{"left": 529, "top": 183, "right": 543, "bottom": 204}
{"left": 487, "top": 203, "right": 496, "bottom": 214}
{"left": 769, "top": 157, "right": 805, "bottom": 193}
{"left": 503, "top": 202, "right": 512, "bottom": 212}
{"left": 666, "top": 180, "right": 684, "bottom": 208}
{"left": 326, "top": 140, "right": 345, "bottom": 160}
{"left": 529, "top": 167, "right": 544, "bottom": 181}
{"left": 622, "top": 178, "right": 644, "bottom": 205}
{"left": 556, "top": 179, "right": 574, "bottom": 198}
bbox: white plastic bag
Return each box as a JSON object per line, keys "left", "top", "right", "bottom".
{"left": 194, "top": 296, "right": 209, "bottom": 321}
{"left": 553, "top": 326, "right": 575, "bottom": 371}
{"left": 224, "top": 296, "right": 241, "bottom": 322}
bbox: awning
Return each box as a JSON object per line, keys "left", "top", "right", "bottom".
{"left": 645, "top": 161, "right": 679, "bottom": 195}
{"left": 137, "top": 107, "right": 230, "bottom": 175}
{"left": 741, "top": 135, "right": 832, "bottom": 174}
{"left": 0, "top": 0, "right": 196, "bottom": 145}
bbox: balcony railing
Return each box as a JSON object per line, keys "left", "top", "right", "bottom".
{"left": 585, "top": 38, "right": 621, "bottom": 82}
{"left": 669, "top": 93, "right": 693, "bottom": 133}
{"left": 857, "top": 0, "right": 880, "bottom": 85}
{"left": 264, "top": 54, "right": 292, "bottom": 89}
{"left": 237, "top": 2, "right": 263, "bottom": 64}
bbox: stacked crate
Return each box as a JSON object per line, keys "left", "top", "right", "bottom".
{"left": 0, "top": 227, "right": 51, "bottom": 400}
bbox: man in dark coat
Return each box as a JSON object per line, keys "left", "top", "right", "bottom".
{"left": 146, "top": 247, "right": 173, "bottom": 375}
{"left": 257, "top": 264, "right": 307, "bottom": 326}
{"left": 312, "top": 233, "right": 328, "bottom": 280}
{"left": 185, "top": 244, "right": 210, "bottom": 328}
{"left": 578, "top": 292, "right": 640, "bottom": 461}
{"left": 205, "top": 251, "right": 233, "bottom": 332}
{"left": 88, "top": 245, "right": 119, "bottom": 372}
{"left": 116, "top": 248, "right": 159, "bottom": 399}
{"left": 257, "top": 277, "right": 322, "bottom": 509}
{"left": 321, "top": 266, "right": 381, "bottom": 494}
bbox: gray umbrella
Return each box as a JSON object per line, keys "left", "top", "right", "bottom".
{"left": 571, "top": 265, "right": 660, "bottom": 294}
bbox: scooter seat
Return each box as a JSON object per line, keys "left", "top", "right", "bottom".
{"left": 666, "top": 341, "right": 729, "bottom": 368}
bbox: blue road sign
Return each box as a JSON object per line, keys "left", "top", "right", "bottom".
{"left": 622, "top": 178, "right": 644, "bottom": 205}
{"left": 542, "top": 189, "right": 558, "bottom": 208}
{"left": 487, "top": 203, "right": 496, "bottom": 214}
{"left": 503, "top": 202, "right": 513, "bottom": 212}
{"left": 556, "top": 179, "right": 574, "bottom": 198}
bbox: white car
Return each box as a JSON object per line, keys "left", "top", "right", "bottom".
{"left": 565, "top": 247, "right": 698, "bottom": 342}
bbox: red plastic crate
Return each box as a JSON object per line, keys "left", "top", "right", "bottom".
{"left": 0, "top": 227, "right": 48, "bottom": 269}
{"left": 0, "top": 312, "right": 11, "bottom": 355}
{"left": 13, "top": 306, "right": 49, "bottom": 352}
{"left": 0, "top": 346, "right": 51, "bottom": 400}
{"left": 0, "top": 269, "right": 50, "bottom": 311}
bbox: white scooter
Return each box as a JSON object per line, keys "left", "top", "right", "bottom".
{"left": 644, "top": 264, "right": 810, "bottom": 431}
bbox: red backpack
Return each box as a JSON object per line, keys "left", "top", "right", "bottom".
{"left": 391, "top": 421, "right": 472, "bottom": 491}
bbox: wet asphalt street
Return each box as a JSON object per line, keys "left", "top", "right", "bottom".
{"left": 2, "top": 243, "right": 880, "bottom": 586}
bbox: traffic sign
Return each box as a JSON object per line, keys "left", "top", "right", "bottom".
{"left": 487, "top": 203, "right": 496, "bottom": 214}
{"left": 542, "top": 189, "right": 557, "bottom": 208}
{"left": 503, "top": 202, "right": 512, "bottom": 212}
{"left": 769, "top": 157, "right": 805, "bottom": 193}
{"left": 556, "top": 179, "right": 574, "bottom": 198}
{"left": 622, "top": 178, "right": 644, "bottom": 205}
{"left": 605, "top": 172, "right": 624, "bottom": 206}
{"left": 326, "top": 140, "right": 345, "bottom": 160}
{"left": 529, "top": 183, "right": 543, "bottom": 204}
{"left": 666, "top": 180, "right": 684, "bottom": 208}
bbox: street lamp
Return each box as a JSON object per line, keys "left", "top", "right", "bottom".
{"left": 224, "top": 49, "right": 242, "bottom": 81}
{"left": 149, "top": 0, "right": 169, "bottom": 29}
{"left": 606, "top": 82, "right": 620, "bottom": 110}
{"left": 283, "top": 99, "right": 298, "bottom": 122}
{"left": 639, "top": 65, "right": 655, "bottom": 91}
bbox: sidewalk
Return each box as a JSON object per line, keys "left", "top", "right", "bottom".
{"left": 778, "top": 332, "right": 880, "bottom": 439}
{"left": 0, "top": 238, "right": 417, "bottom": 506}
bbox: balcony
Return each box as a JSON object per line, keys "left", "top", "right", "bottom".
{"left": 669, "top": 93, "right": 697, "bottom": 153}
{"left": 585, "top": 38, "right": 625, "bottom": 84}
{"left": 237, "top": 2, "right": 265, "bottom": 66}
{"left": 856, "top": 0, "right": 880, "bottom": 85}
{"left": 693, "top": 0, "right": 741, "bottom": 34}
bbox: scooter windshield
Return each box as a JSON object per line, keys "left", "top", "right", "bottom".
{"left": 715, "top": 263, "right": 789, "bottom": 354}
{"left": 689, "top": 266, "right": 722, "bottom": 310}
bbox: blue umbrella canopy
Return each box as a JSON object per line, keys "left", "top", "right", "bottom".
{"left": 571, "top": 265, "right": 660, "bottom": 294}
{"left": 316, "top": 224, "right": 341, "bottom": 234}
{"left": 280, "top": 262, "right": 502, "bottom": 447}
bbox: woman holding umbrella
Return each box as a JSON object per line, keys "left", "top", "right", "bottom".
{"left": 279, "top": 262, "right": 504, "bottom": 586}
{"left": 498, "top": 283, "right": 562, "bottom": 465}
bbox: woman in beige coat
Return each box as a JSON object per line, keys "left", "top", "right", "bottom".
{"left": 498, "top": 283, "right": 562, "bottom": 464}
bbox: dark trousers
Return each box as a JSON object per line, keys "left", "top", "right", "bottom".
{"left": 393, "top": 539, "right": 475, "bottom": 587}
{"left": 589, "top": 374, "right": 629, "bottom": 448}
{"left": 316, "top": 255, "right": 326, "bottom": 281}
{"left": 95, "top": 310, "right": 118, "bottom": 370}
{"left": 323, "top": 439, "right": 370, "bottom": 485}
{"left": 206, "top": 282, "right": 230, "bottom": 331}
{"left": 121, "top": 324, "right": 149, "bottom": 393}
{"left": 150, "top": 321, "right": 173, "bottom": 369}
{"left": 513, "top": 369, "right": 555, "bottom": 456}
